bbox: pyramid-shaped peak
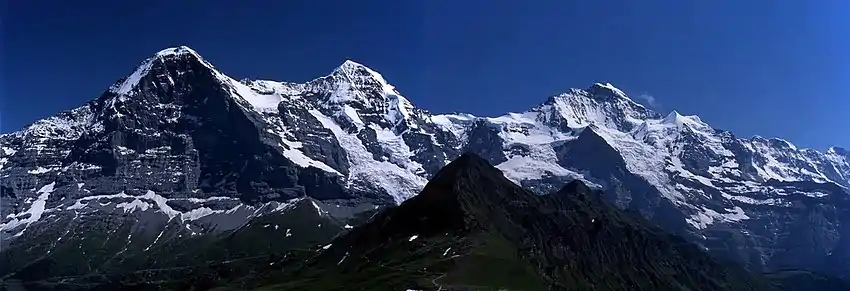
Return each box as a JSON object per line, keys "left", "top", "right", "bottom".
{"left": 328, "top": 59, "right": 389, "bottom": 83}
{"left": 438, "top": 152, "right": 500, "bottom": 175}
{"left": 340, "top": 59, "right": 367, "bottom": 68}
{"left": 748, "top": 135, "right": 769, "bottom": 144}
{"left": 333, "top": 59, "right": 377, "bottom": 75}
{"left": 321, "top": 59, "right": 412, "bottom": 107}
{"left": 663, "top": 110, "right": 684, "bottom": 124}
{"left": 588, "top": 82, "right": 629, "bottom": 99}
{"left": 155, "top": 46, "right": 202, "bottom": 58}
{"left": 828, "top": 146, "right": 848, "bottom": 156}
{"left": 767, "top": 138, "right": 798, "bottom": 151}
{"left": 420, "top": 152, "right": 514, "bottom": 201}
{"left": 406, "top": 151, "right": 525, "bottom": 229}
{"left": 661, "top": 110, "right": 710, "bottom": 132}
{"left": 110, "top": 46, "right": 214, "bottom": 95}
{"left": 148, "top": 46, "right": 215, "bottom": 69}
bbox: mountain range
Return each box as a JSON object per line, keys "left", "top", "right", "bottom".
{"left": 237, "top": 153, "right": 779, "bottom": 290}
{"left": 2, "top": 46, "right": 849, "bottom": 286}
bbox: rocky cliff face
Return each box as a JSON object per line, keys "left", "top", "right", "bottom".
{"left": 2, "top": 46, "right": 849, "bottom": 278}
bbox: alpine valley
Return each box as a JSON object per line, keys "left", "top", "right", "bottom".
{"left": 2, "top": 46, "right": 849, "bottom": 290}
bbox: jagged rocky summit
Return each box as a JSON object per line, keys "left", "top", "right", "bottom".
{"left": 1, "top": 46, "right": 849, "bottom": 278}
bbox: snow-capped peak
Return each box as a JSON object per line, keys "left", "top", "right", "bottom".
{"left": 662, "top": 110, "right": 684, "bottom": 124}
{"left": 531, "top": 83, "right": 659, "bottom": 133}
{"left": 828, "top": 146, "right": 848, "bottom": 157}
{"left": 155, "top": 46, "right": 202, "bottom": 58}
{"left": 659, "top": 110, "right": 712, "bottom": 133}
{"left": 336, "top": 59, "right": 370, "bottom": 72}
{"left": 750, "top": 136, "right": 798, "bottom": 151}
{"left": 330, "top": 59, "right": 401, "bottom": 95}
{"left": 104, "top": 46, "right": 290, "bottom": 114}
{"left": 309, "top": 60, "right": 418, "bottom": 130}
{"left": 332, "top": 60, "right": 386, "bottom": 85}
{"left": 662, "top": 110, "right": 693, "bottom": 127}
{"left": 770, "top": 138, "right": 797, "bottom": 151}
{"left": 110, "top": 45, "right": 212, "bottom": 95}
{"left": 588, "top": 82, "right": 630, "bottom": 100}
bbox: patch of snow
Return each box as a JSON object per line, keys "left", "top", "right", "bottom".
{"left": 429, "top": 114, "right": 475, "bottom": 139}
{"left": 272, "top": 198, "right": 302, "bottom": 212}
{"left": 1, "top": 147, "right": 17, "bottom": 156}
{"left": 1, "top": 182, "right": 56, "bottom": 236}
{"left": 266, "top": 124, "right": 341, "bottom": 175}
{"left": 221, "top": 74, "right": 285, "bottom": 113}
{"left": 386, "top": 93, "right": 416, "bottom": 128}
{"left": 311, "top": 201, "right": 329, "bottom": 216}
{"left": 142, "top": 190, "right": 180, "bottom": 219}
{"left": 117, "top": 199, "right": 151, "bottom": 213}
{"left": 281, "top": 147, "right": 342, "bottom": 175}
{"left": 496, "top": 155, "right": 583, "bottom": 185}
{"left": 155, "top": 46, "right": 202, "bottom": 58}
{"left": 342, "top": 105, "right": 365, "bottom": 126}
{"left": 144, "top": 146, "right": 171, "bottom": 154}
{"left": 58, "top": 190, "right": 259, "bottom": 222}
{"left": 66, "top": 200, "right": 87, "bottom": 210}
{"left": 310, "top": 109, "right": 427, "bottom": 203}
{"left": 112, "top": 58, "right": 153, "bottom": 95}
{"left": 593, "top": 126, "right": 684, "bottom": 201}
{"left": 116, "top": 146, "right": 135, "bottom": 155}
{"left": 687, "top": 205, "right": 751, "bottom": 230}
{"left": 370, "top": 124, "right": 425, "bottom": 172}
{"left": 181, "top": 196, "right": 237, "bottom": 203}
{"left": 723, "top": 206, "right": 750, "bottom": 221}
{"left": 337, "top": 251, "right": 349, "bottom": 265}
{"left": 144, "top": 228, "right": 167, "bottom": 251}
{"left": 686, "top": 210, "right": 715, "bottom": 230}
{"left": 182, "top": 207, "right": 218, "bottom": 220}
{"left": 27, "top": 166, "right": 58, "bottom": 174}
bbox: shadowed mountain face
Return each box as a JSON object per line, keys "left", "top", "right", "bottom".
{"left": 0, "top": 197, "right": 346, "bottom": 290}
{"left": 239, "top": 153, "right": 776, "bottom": 291}
{"left": 5, "top": 154, "right": 849, "bottom": 291}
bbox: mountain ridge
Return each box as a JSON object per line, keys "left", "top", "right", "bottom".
{"left": 8, "top": 153, "right": 837, "bottom": 290}
{"left": 2, "top": 45, "right": 849, "bottom": 279}
{"left": 6, "top": 46, "right": 846, "bottom": 153}
{"left": 238, "top": 152, "right": 777, "bottom": 290}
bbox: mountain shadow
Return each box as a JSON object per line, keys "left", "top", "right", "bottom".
{"left": 237, "top": 153, "right": 777, "bottom": 291}
{"left": 3, "top": 197, "right": 345, "bottom": 291}
{"left": 13, "top": 153, "right": 848, "bottom": 290}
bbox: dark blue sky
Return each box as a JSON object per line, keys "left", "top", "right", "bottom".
{"left": 3, "top": 1, "right": 848, "bottom": 150}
